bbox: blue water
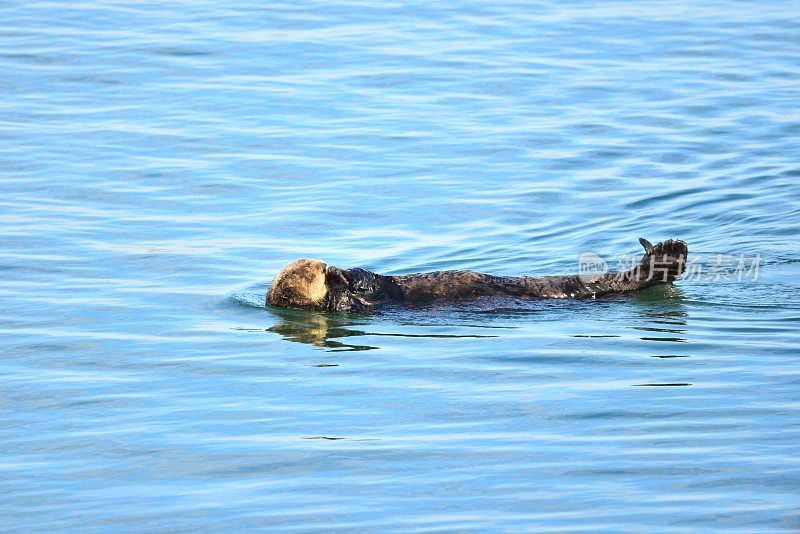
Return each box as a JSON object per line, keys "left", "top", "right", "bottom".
{"left": 2, "top": 1, "right": 799, "bottom": 531}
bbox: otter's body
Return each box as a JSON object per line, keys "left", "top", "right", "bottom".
{"left": 266, "top": 238, "right": 688, "bottom": 313}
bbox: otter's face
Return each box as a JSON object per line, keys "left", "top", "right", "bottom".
{"left": 266, "top": 259, "right": 369, "bottom": 312}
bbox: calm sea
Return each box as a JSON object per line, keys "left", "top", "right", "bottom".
{"left": 1, "top": 1, "right": 799, "bottom": 531}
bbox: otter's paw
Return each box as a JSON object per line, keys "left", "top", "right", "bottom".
{"left": 637, "top": 238, "right": 688, "bottom": 284}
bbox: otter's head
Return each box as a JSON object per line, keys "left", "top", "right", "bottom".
{"left": 266, "top": 259, "right": 369, "bottom": 312}
{"left": 266, "top": 259, "right": 328, "bottom": 310}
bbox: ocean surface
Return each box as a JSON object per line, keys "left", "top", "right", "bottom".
{"left": 2, "top": 1, "right": 799, "bottom": 531}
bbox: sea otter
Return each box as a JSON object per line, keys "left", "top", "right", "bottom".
{"left": 266, "top": 238, "right": 687, "bottom": 313}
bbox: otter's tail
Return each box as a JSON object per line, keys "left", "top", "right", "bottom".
{"left": 632, "top": 238, "right": 688, "bottom": 286}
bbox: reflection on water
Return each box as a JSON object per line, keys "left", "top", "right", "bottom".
{"left": 267, "top": 308, "right": 378, "bottom": 351}
{"left": 265, "top": 304, "right": 501, "bottom": 351}
{"left": 631, "top": 286, "right": 689, "bottom": 344}
{"left": 265, "top": 283, "right": 692, "bottom": 353}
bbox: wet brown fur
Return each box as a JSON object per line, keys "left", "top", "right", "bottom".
{"left": 266, "top": 239, "right": 688, "bottom": 313}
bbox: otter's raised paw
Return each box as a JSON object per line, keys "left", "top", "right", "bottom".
{"left": 637, "top": 238, "right": 688, "bottom": 284}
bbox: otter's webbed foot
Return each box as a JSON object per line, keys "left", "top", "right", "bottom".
{"left": 634, "top": 238, "right": 688, "bottom": 285}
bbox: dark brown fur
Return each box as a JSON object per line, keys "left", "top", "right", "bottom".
{"left": 266, "top": 238, "right": 688, "bottom": 313}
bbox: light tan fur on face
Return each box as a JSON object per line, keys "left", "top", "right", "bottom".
{"left": 267, "top": 259, "right": 328, "bottom": 309}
